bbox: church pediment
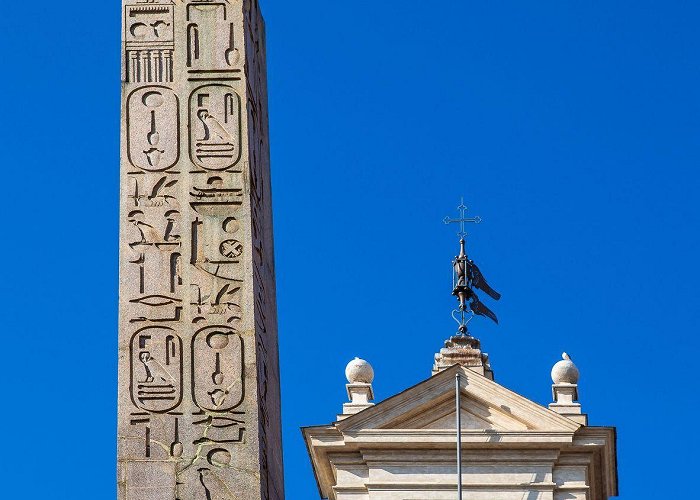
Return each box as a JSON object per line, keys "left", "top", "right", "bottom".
{"left": 394, "top": 395, "right": 530, "bottom": 430}
{"left": 337, "top": 365, "right": 581, "bottom": 434}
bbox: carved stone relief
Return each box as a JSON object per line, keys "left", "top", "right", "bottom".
{"left": 191, "top": 211, "right": 244, "bottom": 283}
{"left": 125, "top": 206, "right": 182, "bottom": 296}
{"left": 189, "top": 85, "right": 242, "bottom": 171}
{"left": 186, "top": 1, "right": 241, "bottom": 73}
{"left": 191, "top": 281, "right": 242, "bottom": 319}
{"left": 120, "top": 2, "right": 281, "bottom": 499}
{"left": 130, "top": 327, "right": 183, "bottom": 413}
{"left": 192, "top": 325, "right": 244, "bottom": 412}
{"left": 129, "top": 176, "right": 179, "bottom": 208}
{"left": 125, "top": 2, "right": 175, "bottom": 83}
{"left": 191, "top": 176, "right": 244, "bottom": 214}
{"left": 127, "top": 87, "right": 180, "bottom": 172}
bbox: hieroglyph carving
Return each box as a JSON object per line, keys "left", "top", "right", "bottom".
{"left": 129, "top": 176, "right": 179, "bottom": 208}
{"left": 190, "top": 85, "right": 242, "bottom": 171}
{"left": 191, "top": 214, "right": 244, "bottom": 282}
{"left": 192, "top": 325, "right": 244, "bottom": 412}
{"left": 190, "top": 179, "right": 245, "bottom": 283}
{"left": 126, "top": 206, "right": 182, "bottom": 296}
{"left": 125, "top": 1, "right": 175, "bottom": 83}
{"left": 191, "top": 281, "right": 242, "bottom": 319}
{"left": 127, "top": 87, "right": 180, "bottom": 172}
{"left": 120, "top": 1, "right": 283, "bottom": 498}
{"left": 191, "top": 176, "right": 244, "bottom": 213}
{"left": 130, "top": 327, "right": 183, "bottom": 413}
{"left": 187, "top": 1, "right": 241, "bottom": 72}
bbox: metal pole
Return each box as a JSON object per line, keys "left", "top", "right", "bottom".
{"left": 456, "top": 372, "right": 462, "bottom": 500}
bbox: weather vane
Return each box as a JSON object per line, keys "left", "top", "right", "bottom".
{"left": 444, "top": 199, "right": 501, "bottom": 336}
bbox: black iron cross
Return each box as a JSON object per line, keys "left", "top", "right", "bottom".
{"left": 443, "top": 198, "right": 482, "bottom": 238}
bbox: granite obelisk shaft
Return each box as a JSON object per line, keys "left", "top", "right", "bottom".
{"left": 117, "top": 1, "right": 283, "bottom": 499}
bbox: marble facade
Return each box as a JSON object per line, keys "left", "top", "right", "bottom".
{"left": 304, "top": 356, "right": 617, "bottom": 500}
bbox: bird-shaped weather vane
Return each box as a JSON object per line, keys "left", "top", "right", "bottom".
{"left": 444, "top": 199, "right": 501, "bottom": 336}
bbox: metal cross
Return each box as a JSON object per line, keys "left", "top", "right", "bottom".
{"left": 443, "top": 198, "right": 482, "bottom": 238}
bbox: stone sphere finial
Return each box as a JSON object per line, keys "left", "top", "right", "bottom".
{"left": 551, "top": 352, "right": 580, "bottom": 384}
{"left": 345, "top": 357, "right": 374, "bottom": 384}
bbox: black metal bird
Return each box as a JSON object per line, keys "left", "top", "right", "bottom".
{"left": 451, "top": 239, "right": 501, "bottom": 326}
{"left": 469, "top": 293, "right": 499, "bottom": 324}
{"left": 467, "top": 260, "right": 501, "bottom": 301}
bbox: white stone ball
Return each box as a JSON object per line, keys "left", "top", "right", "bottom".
{"left": 551, "top": 353, "right": 580, "bottom": 384}
{"left": 345, "top": 357, "right": 374, "bottom": 384}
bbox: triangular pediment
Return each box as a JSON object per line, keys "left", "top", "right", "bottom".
{"left": 395, "top": 393, "right": 531, "bottom": 430}
{"left": 337, "top": 365, "right": 580, "bottom": 433}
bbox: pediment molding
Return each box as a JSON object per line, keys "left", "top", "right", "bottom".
{"left": 337, "top": 365, "right": 580, "bottom": 434}
{"left": 387, "top": 391, "right": 530, "bottom": 431}
{"left": 303, "top": 368, "right": 617, "bottom": 500}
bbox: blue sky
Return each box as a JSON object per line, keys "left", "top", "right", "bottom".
{"left": 0, "top": 1, "right": 697, "bottom": 498}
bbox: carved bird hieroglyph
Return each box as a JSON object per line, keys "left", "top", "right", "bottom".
{"left": 197, "top": 110, "right": 233, "bottom": 142}
{"left": 128, "top": 211, "right": 162, "bottom": 245}
{"left": 133, "top": 220, "right": 162, "bottom": 245}
{"left": 139, "top": 352, "right": 175, "bottom": 384}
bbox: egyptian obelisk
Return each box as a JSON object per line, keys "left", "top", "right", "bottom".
{"left": 117, "top": 1, "right": 283, "bottom": 499}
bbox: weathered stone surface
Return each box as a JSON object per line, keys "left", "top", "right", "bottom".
{"left": 549, "top": 353, "right": 588, "bottom": 425}
{"left": 432, "top": 334, "right": 494, "bottom": 379}
{"left": 118, "top": 1, "right": 284, "bottom": 499}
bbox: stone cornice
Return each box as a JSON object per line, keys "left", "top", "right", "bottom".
{"left": 303, "top": 367, "right": 617, "bottom": 499}
{"left": 338, "top": 365, "right": 581, "bottom": 433}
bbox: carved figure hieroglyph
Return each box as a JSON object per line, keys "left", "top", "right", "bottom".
{"left": 190, "top": 85, "right": 241, "bottom": 171}
{"left": 129, "top": 327, "right": 183, "bottom": 413}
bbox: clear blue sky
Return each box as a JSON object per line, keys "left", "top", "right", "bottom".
{"left": 0, "top": 1, "right": 697, "bottom": 498}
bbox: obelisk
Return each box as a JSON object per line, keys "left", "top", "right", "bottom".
{"left": 117, "top": 1, "right": 283, "bottom": 499}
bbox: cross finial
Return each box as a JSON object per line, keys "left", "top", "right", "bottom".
{"left": 443, "top": 198, "right": 482, "bottom": 238}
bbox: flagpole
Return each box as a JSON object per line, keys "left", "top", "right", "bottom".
{"left": 456, "top": 372, "right": 462, "bottom": 500}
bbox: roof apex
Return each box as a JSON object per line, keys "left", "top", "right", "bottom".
{"left": 337, "top": 364, "right": 581, "bottom": 433}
